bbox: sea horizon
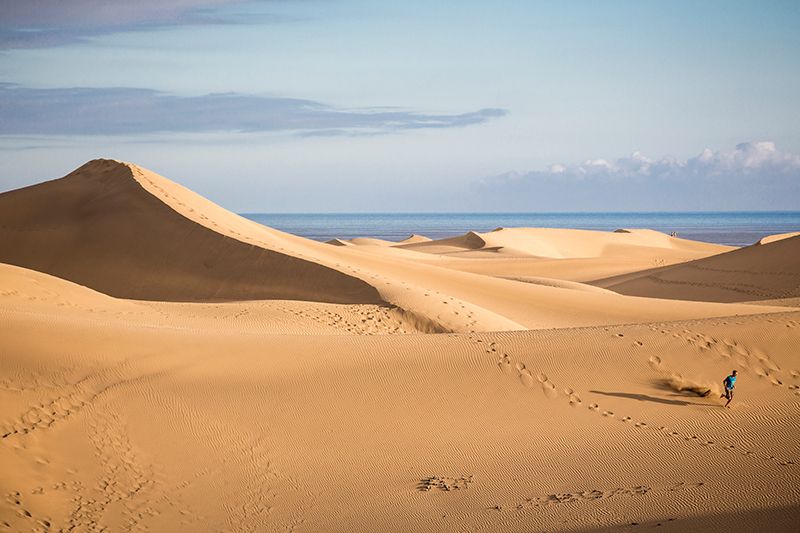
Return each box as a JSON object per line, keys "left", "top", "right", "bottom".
{"left": 241, "top": 210, "right": 800, "bottom": 247}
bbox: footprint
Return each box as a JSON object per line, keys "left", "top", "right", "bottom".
{"left": 519, "top": 370, "right": 535, "bottom": 388}
{"left": 648, "top": 356, "right": 662, "bottom": 369}
{"left": 603, "top": 411, "right": 615, "bottom": 417}
{"left": 542, "top": 381, "right": 559, "bottom": 399}
{"left": 588, "top": 403, "right": 599, "bottom": 411}
{"left": 536, "top": 373, "right": 548, "bottom": 383}
{"left": 498, "top": 356, "right": 515, "bottom": 376}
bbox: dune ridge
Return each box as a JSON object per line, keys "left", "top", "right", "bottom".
{"left": 0, "top": 160, "right": 791, "bottom": 334}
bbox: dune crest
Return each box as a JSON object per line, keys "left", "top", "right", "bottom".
{"left": 758, "top": 231, "right": 800, "bottom": 245}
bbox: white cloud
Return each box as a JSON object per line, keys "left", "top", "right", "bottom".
{"left": 487, "top": 141, "right": 800, "bottom": 183}
{"left": 475, "top": 142, "right": 800, "bottom": 211}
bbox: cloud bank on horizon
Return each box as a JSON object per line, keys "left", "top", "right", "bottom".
{"left": 475, "top": 142, "right": 800, "bottom": 211}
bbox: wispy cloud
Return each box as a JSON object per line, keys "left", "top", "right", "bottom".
{"left": 0, "top": 0, "right": 287, "bottom": 49}
{"left": 475, "top": 142, "right": 800, "bottom": 211}
{"left": 0, "top": 84, "right": 506, "bottom": 136}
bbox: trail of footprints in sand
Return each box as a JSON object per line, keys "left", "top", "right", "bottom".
{"left": 649, "top": 321, "right": 800, "bottom": 398}
{"left": 479, "top": 337, "right": 578, "bottom": 405}
{"left": 466, "top": 332, "right": 798, "bottom": 470}
{"left": 491, "top": 481, "right": 705, "bottom": 513}
{"left": 3, "top": 374, "right": 288, "bottom": 531}
{"left": 2, "top": 412, "right": 163, "bottom": 532}
{"left": 0, "top": 370, "right": 127, "bottom": 440}
{"left": 62, "top": 412, "right": 162, "bottom": 531}
{"left": 276, "top": 304, "right": 409, "bottom": 334}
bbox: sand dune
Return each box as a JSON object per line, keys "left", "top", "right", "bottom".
{"left": 390, "top": 226, "right": 736, "bottom": 283}
{"left": 0, "top": 160, "right": 783, "bottom": 333}
{"left": 397, "top": 234, "right": 431, "bottom": 245}
{"left": 399, "top": 227, "right": 730, "bottom": 259}
{"left": 597, "top": 234, "right": 800, "bottom": 303}
{"left": 2, "top": 160, "right": 799, "bottom": 532}
{"left": 0, "top": 160, "right": 381, "bottom": 304}
{"left": 329, "top": 234, "right": 431, "bottom": 246}
{"left": 2, "top": 262, "right": 799, "bottom": 531}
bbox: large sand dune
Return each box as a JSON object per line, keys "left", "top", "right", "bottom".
{"left": 596, "top": 234, "right": 800, "bottom": 302}
{"left": 2, "top": 160, "right": 799, "bottom": 532}
{"left": 0, "top": 160, "right": 381, "bottom": 304}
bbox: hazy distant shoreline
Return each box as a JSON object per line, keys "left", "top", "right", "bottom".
{"left": 242, "top": 211, "right": 800, "bottom": 246}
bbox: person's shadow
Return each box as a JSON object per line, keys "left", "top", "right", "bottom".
{"left": 589, "top": 390, "right": 711, "bottom": 407}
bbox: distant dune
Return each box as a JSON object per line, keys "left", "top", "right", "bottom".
{"left": 328, "top": 234, "right": 431, "bottom": 246}
{"left": 597, "top": 234, "right": 800, "bottom": 302}
{"left": 398, "top": 226, "right": 730, "bottom": 259}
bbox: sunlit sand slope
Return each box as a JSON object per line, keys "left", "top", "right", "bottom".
{"left": 1, "top": 267, "right": 798, "bottom": 532}
{"left": 597, "top": 234, "right": 800, "bottom": 303}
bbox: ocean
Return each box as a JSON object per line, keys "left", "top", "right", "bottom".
{"left": 240, "top": 212, "right": 800, "bottom": 247}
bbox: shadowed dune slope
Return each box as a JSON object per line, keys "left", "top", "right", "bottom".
{"left": 597, "top": 235, "right": 800, "bottom": 303}
{"left": 0, "top": 159, "right": 382, "bottom": 304}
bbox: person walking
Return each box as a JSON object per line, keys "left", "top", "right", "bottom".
{"left": 721, "top": 370, "right": 737, "bottom": 408}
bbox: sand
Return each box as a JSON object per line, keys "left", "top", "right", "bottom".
{"left": 1, "top": 160, "right": 798, "bottom": 532}
{"left": 595, "top": 233, "right": 800, "bottom": 303}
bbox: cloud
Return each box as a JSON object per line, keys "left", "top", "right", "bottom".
{"left": 0, "top": 84, "right": 507, "bottom": 136}
{"left": 476, "top": 142, "right": 800, "bottom": 211}
{"left": 0, "top": 0, "right": 286, "bottom": 49}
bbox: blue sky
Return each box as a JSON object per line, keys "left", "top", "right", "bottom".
{"left": 1, "top": 0, "right": 799, "bottom": 211}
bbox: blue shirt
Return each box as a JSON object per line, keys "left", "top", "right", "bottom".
{"left": 724, "top": 375, "right": 736, "bottom": 389}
